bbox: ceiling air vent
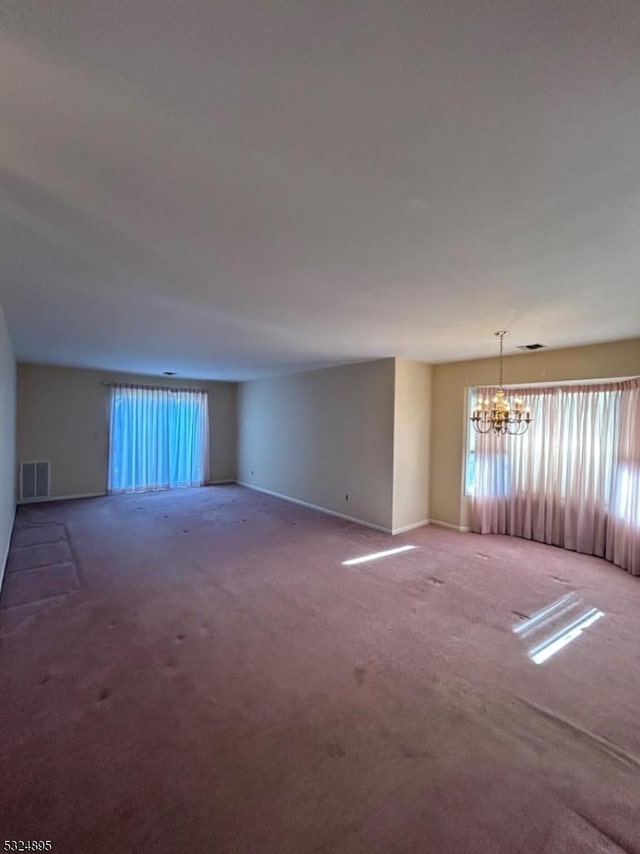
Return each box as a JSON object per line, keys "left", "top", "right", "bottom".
{"left": 517, "top": 343, "right": 547, "bottom": 351}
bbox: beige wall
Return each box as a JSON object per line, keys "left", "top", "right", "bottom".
{"left": 17, "top": 364, "right": 238, "bottom": 499}
{"left": 238, "top": 359, "right": 396, "bottom": 530}
{"left": 430, "top": 337, "right": 640, "bottom": 530}
{"left": 392, "top": 359, "right": 432, "bottom": 532}
{"left": 0, "top": 302, "right": 16, "bottom": 583}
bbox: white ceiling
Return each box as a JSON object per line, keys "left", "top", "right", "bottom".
{"left": 1, "top": 1, "right": 639, "bottom": 380}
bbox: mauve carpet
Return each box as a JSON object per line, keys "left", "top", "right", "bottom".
{"left": 1, "top": 485, "right": 640, "bottom": 853}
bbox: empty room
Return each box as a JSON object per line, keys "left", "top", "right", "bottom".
{"left": 1, "top": 2, "right": 640, "bottom": 852}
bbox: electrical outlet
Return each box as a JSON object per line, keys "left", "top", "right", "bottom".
{"left": 345, "top": 493, "right": 349, "bottom": 501}
{"left": 251, "top": 470, "right": 254, "bottom": 476}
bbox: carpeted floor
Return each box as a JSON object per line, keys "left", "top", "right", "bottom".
{"left": 1, "top": 485, "right": 639, "bottom": 853}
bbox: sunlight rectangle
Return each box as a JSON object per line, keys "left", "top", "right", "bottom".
{"left": 512, "top": 592, "right": 577, "bottom": 635}
{"left": 342, "top": 545, "right": 417, "bottom": 566}
{"left": 530, "top": 609, "right": 604, "bottom": 665}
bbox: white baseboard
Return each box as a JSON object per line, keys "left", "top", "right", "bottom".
{"left": 17, "top": 491, "right": 106, "bottom": 505}
{"left": 0, "top": 504, "right": 17, "bottom": 595}
{"left": 430, "top": 519, "right": 471, "bottom": 533}
{"left": 391, "top": 519, "right": 430, "bottom": 535}
{"left": 236, "top": 481, "right": 393, "bottom": 533}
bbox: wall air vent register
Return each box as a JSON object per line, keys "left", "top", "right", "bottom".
{"left": 20, "top": 461, "right": 51, "bottom": 501}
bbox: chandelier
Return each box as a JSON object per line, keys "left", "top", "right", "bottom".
{"left": 470, "top": 331, "right": 532, "bottom": 435}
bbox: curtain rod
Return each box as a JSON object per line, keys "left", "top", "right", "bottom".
{"left": 101, "top": 381, "right": 209, "bottom": 394}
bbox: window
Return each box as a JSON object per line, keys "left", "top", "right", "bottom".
{"left": 465, "top": 388, "right": 476, "bottom": 496}
{"left": 613, "top": 464, "right": 640, "bottom": 526}
{"left": 108, "top": 385, "right": 209, "bottom": 494}
{"left": 471, "top": 378, "right": 640, "bottom": 575}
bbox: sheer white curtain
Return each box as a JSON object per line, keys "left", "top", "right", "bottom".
{"left": 607, "top": 381, "right": 640, "bottom": 573}
{"left": 472, "top": 379, "right": 640, "bottom": 576}
{"left": 108, "top": 385, "right": 209, "bottom": 494}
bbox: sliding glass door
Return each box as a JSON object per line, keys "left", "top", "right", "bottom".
{"left": 108, "top": 385, "right": 209, "bottom": 494}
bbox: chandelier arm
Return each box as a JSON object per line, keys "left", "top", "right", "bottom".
{"left": 505, "top": 419, "right": 530, "bottom": 435}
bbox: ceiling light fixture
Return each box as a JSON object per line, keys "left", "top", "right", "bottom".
{"left": 470, "top": 331, "right": 532, "bottom": 435}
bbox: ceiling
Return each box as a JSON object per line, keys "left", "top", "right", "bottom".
{"left": 1, "top": 1, "right": 639, "bottom": 380}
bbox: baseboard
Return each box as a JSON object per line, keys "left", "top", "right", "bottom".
{"left": 236, "top": 481, "right": 392, "bottom": 533}
{"left": 0, "top": 503, "right": 17, "bottom": 595}
{"left": 17, "top": 491, "right": 106, "bottom": 505}
{"left": 430, "top": 519, "right": 471, "bottom": 533}
{"left": 205, "top": 480, "right": 236, "bottom": 485}
{"left": 391, "top": 519, "right": 430, "bottom": 535}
